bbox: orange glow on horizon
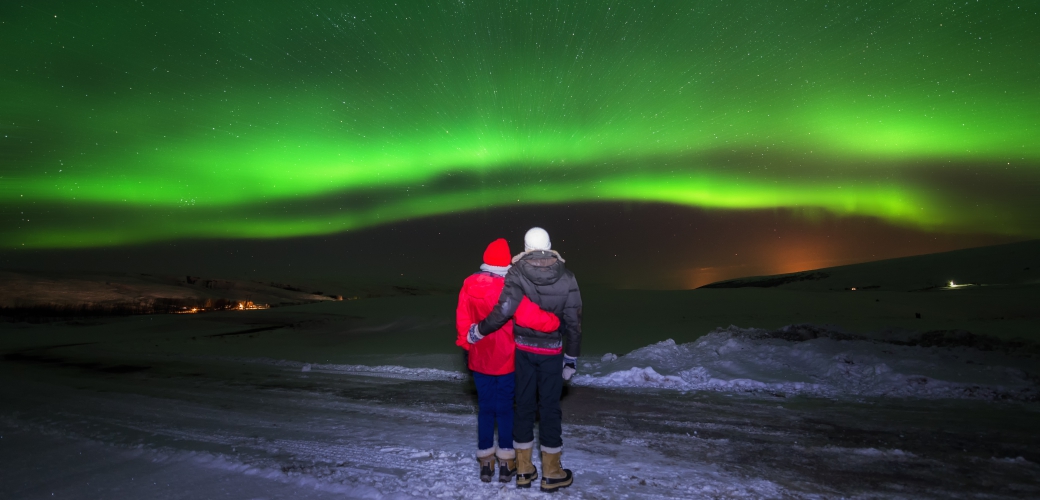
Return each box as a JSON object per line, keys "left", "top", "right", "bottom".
{"left": 685, "top": 239, "right": 845, "bottom": 288}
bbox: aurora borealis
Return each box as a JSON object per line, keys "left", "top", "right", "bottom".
{"left": 2, "top": 1, "right": 1039, "bottom": 250}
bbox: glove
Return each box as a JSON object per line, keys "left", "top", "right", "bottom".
{"left": 562, "top": 355, "right": 577, "bottom": 381}
{"left": 467, "top": 324, "right": 485, "bottom": 344}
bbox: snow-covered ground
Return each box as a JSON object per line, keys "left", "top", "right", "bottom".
{"left": 2, "top": 305, "right": 1038, "bottom": 499}
{"left": 0, "top": 344, "right": 787, "bottom": 499}
{"left": 574, "top": 325, "right": 1039, "bottom": 401}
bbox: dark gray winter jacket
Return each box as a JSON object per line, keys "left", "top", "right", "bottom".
{"left": 476, "top": 250, "right": 582, "bottom": 357}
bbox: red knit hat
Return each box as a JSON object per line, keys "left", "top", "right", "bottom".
{"left": 483, "top": 238, "right": 512, "bottom": 267}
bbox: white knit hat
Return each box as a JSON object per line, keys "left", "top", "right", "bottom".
{"left": 524, "top": 227, "right": 551, "bottom": 251}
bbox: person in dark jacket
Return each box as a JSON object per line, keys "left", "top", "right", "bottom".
{"left": 456, "top": 238, "right": 561, "bottom": 483}
{"left": 469, "top": 227, "right": 582, "bottom": 492}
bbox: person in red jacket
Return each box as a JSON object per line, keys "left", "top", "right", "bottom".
{"left": 456, "top": 238, "right": 560, "bottom": 483}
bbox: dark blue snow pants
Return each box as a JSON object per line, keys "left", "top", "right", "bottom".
{"left": 472, "top": 371, "right": 514, "bottom": 452}
{"left": 513, "top": 349, "right": 564, "bottom": 449}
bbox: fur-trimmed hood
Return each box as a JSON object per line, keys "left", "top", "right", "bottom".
{"left": 511, "top": 249, "right": 567, "bottom": 286}
{"left": 511, "top": 249, "right": 565, "bottom": 264}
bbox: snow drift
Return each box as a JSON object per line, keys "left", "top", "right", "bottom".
{"left": 571, "top": 325, "right": 1040, "bottom": 400}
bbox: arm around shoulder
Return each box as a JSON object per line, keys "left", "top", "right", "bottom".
{"left": 514, "top": 296, "right": 560, "bottom": 333}
{"left": 476, "top": 270, "right": 524, "bottom": 335}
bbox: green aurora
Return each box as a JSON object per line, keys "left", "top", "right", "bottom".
{"left": 2, "top": 1, "right": 1038, "bottom": 248}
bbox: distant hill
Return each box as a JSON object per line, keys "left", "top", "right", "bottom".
{"left": 0, "top": 271, "right": 342, "bottom": 314}
{"left": 700, "top": 240, "right": 1040, "bottom": 292}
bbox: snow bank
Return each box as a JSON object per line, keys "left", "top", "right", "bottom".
{"left": 571, "top": 325, "right": 1040, "bottom": 400}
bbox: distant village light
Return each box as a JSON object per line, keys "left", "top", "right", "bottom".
{"left": 175, "top": 301, "right": 267, "bottom": 314}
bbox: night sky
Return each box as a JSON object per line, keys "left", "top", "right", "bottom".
{"left": 2, "top": 1, "right": 1038, "bottom": 287}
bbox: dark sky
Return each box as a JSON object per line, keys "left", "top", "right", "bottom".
{"left": 1, "top": 1, "right": 1037, "bottom": 286}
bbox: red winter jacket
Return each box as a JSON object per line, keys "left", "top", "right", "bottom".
{"left": 456, "top": 271, "right": 561, "bottom": 375}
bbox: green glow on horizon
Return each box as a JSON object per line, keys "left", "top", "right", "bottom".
{"left": 2, "top": 1, "right": 1038, "bottom": 248}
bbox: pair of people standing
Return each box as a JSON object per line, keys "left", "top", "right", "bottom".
{"left": 455, "top": 227, "right": 583, "bottom": 492}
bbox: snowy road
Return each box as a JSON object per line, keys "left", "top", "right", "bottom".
{"left": 2, "top": 339, "right": 1038, "bottom": 499}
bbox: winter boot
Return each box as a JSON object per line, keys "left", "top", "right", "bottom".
{"left": 477, "top": 448, "right": 497, "bottom": 483}
{"left": 539, "top": 448, "right": 573, "bottom": 493}
{"left": 496, "top": 448, "right": 516, "bottom": 483}
{"left": 514, "top": 443, "right": 538, "bottom": 488}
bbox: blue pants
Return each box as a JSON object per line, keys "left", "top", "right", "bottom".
{"left": 472, "top": 371, "right": 515, "bottom": 451}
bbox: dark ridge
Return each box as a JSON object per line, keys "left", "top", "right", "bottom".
{"left": 889, "top": 330, "right": 1040, "bottom": 358}
{"left": 205, "top": 324, "right": 288, "bottom": 338}
{"left": 24, "top": 342, "right": 101, "bottom": 351}
{"left": 98, "top": 364, "right": 151, "bottom": 374}
{"left": 757, "top": 324, "right": 867, "bottom": 342}
{"left": 269, "top": 282, "right": 304, "bottom": 292}
{"left": 392, "top": 285, "right": 427, "bottom": 296}
{"left": 699, "top": 271, "right": 830, "bottom": 289}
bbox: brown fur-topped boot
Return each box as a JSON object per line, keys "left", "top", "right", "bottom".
{"left": 496, "top": 448, "right": 516, "bottom": 483}
{"left": 539, "top": 448, "right": 573, "bottom": 493}
{"left": 514, "top": 443, "right": 538, "bottom": 488}
{"left": 477, "top": 448, "right": 496, "bottom": 483}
